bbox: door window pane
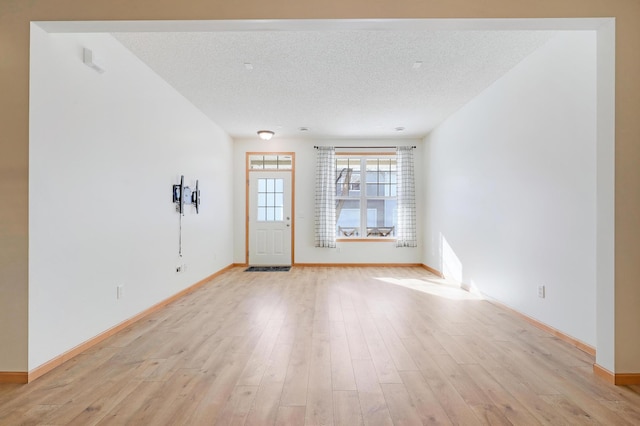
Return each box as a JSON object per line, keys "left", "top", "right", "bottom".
{"left": 257, "top": 178, "right": 285, "bottom": 222}
{"left": 275, "top": 207, "right": 284, "bottom": 221}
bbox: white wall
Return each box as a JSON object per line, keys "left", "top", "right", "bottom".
{"left": 594, "top": 21, "right": 616, "bottom": 372}
{"left": 233, "top": 139, "right": 423, "bottom": 265}
{"left": 423, "top": 32, "right": 597, "bottom": 346}
{"left": 29, "top": 26, "right": 234, "bottom": 370}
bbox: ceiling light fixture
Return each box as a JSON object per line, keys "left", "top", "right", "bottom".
{"left": 257, "top": 130, "right": 275, "bottom": 141}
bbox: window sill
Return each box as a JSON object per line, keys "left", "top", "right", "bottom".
{"left": 336, "top": 238, "right": 396, "bottom": 242}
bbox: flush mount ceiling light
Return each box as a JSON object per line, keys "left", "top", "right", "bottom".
{"left": 257, "top": 130, "right": 275, "bottom": 141}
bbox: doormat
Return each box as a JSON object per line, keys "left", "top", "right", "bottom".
{"left": 245, "top": 266, "right": 291, "bottom": 272}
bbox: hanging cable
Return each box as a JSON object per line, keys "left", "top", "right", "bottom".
{"left": 179, "top": 207, "right": 183, "bottom": 258}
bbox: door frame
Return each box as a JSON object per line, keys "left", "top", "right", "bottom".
{"left": 245, "top": 152, "right": 295, "bottom": 265}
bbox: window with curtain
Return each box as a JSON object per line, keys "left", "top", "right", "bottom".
{"left": 316, "top": 146, "right": 416, "bottom": 247}
{"left": 395, "top": 146, "right": 417, "bottom": 247}
{"left": 315, "top": 146, "right": 336, "bottom": 248}
{"left": 335, "top": 154, "right": 397, "bottom": 239}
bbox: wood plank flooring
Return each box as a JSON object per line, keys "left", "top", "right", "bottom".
{"left": 2, "top": 266, "right": 640, "bottom": 425}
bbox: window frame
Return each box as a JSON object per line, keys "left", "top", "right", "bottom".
{"left": 335, "top": 152, "right": 397, "bottom": 242}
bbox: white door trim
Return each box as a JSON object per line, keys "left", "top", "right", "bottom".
{"left": 245, "top": 152, "right": 295, "bottom": 266}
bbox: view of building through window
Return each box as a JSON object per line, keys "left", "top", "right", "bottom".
{"left": 335, "top": 155, "right": 397, "bottom": 238}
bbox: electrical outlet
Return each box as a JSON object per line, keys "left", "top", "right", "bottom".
{"left": 117, "top": 285, "right": 124, "bottom": 300}
{"left": 538, "top": 285, "right": 545, "bottom": 298}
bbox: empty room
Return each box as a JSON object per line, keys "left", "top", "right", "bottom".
{"left": 1, "top": 1, "right": 640, "bottom": 425}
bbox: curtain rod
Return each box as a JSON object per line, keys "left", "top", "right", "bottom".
{"left": 313, "top": 145, "right": 416, "bottom": 149}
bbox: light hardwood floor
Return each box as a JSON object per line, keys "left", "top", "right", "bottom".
{"left": 1, "top": 266, "right": 639, "bottom": 425}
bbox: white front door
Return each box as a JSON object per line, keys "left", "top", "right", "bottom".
{"left": 248, "top": 171, "right": 292, "bottom": 266}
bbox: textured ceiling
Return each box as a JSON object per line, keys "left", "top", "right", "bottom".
{"left": 113, "top": 30, "right": 557, "bottom": 139}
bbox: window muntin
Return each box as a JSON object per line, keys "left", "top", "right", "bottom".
{"left": 249, "top": 154, "right": 292, "bottom": 170}
{"left": 365, "top": 158, "right": 396, "bottom": 197}
{"left": 336, "top": 157, "right": 361, "bottom": 196}
{"left": 336, "top": 155, "right": 397, "bottom": 238}
{"left": 257, "top": 178, "right": 284, "bottom": 221}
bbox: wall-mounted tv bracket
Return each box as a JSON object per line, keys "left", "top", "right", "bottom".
{"left": 172, "top": 175, "right": 201, "bottom": 258}
{"left": 192, "top": 180, "right": 200, "bottom": 214}
{"left": 173, "top": 175, "right": 188, "bottom": 257}
{"left": 172, "top": 175, "right": 191, "bottom": 215}
{"left": 173, "top": 176, "right": 200, "bottom": 214}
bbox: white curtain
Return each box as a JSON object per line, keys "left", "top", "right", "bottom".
{"left": 396, "top": 146, "right": 417, "bottom": 247}
{"left": 315, "top": 146, "right": 336, "bottom": 248}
